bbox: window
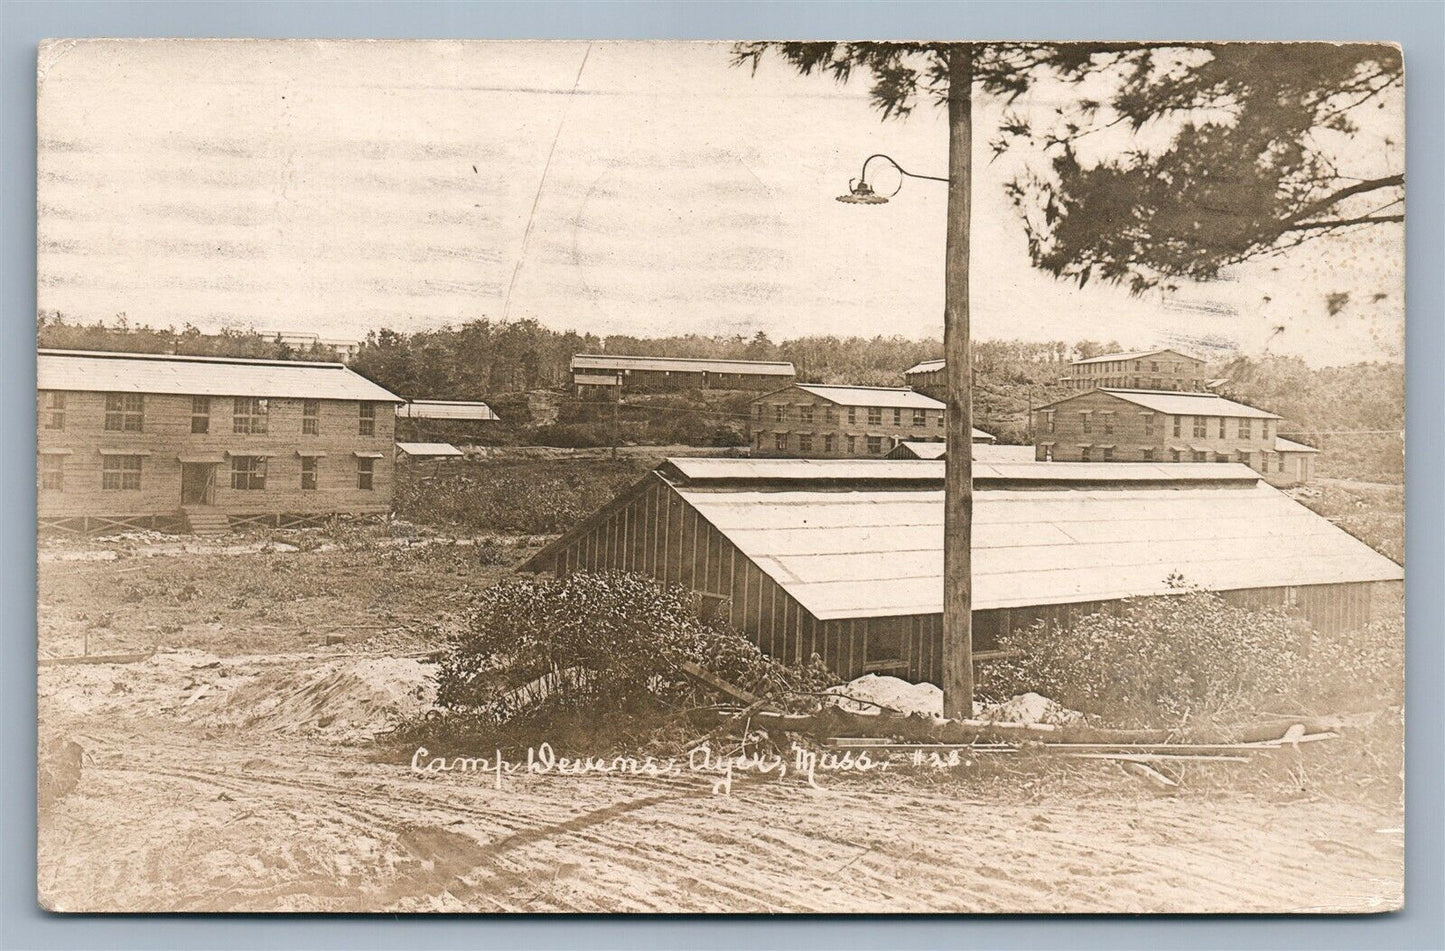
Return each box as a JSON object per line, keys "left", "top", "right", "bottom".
{"left": 1081, "top": 412, "right": 1093, "bottom": 434}
{"left": 1045, "top": 411, "right": 1056, "bottom": 434}
{"left": 936, "top": 414, "right": 944, "bottom": 428}
{"left": 1173, "top": 415, "right": 1182, "bottom": 437}
{"left": 1238, "top": 418, "right": 1251, "bottom": 439}
{"left": 846, "top": 435, "right": 856, "bottom": 454}
{"left": 913, "top": 409, "right": 927, "bottom": 427}
{"left": 774, "top": 405, "right": 784, "bottom": 423}
{"left": 1150, "top": 361, "right": 1158, "bottom": 372}
{"left": 104, "top": 393, "right": 144, "bottom": 432}
{"left": 1042, "top": 444, "right": 1054, "bottom": 461}
{"left": 233, "top": 397, "right": 269, "bottom": 434}
{"left": 893, "top": 408, "right": 902, "bottom": 425}
{"left": 1238, "top": 451, "right": 1251, "bottom": 468}
{"left": 39, "top": 455, "right": 63, "bottom": 491}
{"left": 1080, "top": 446, "right": 1092, "bottom": 462}
{"left": 41, "top": 392, "right": 65, "bottom": 431}
{"left": 359, "top": 402, "right": 376, "bottom": 436}
{"left": 824, "top": 407, "right": 836, "bottom": 425}
{"left": 230, "top": 456, "right": 266, "bottom": 490}
{"left": 1216, "top": 452, "right": 1231, "bottom": 463}
{"left": 866, "top": 435, "right": 883, "bottom": 454}
{"left": 1171, "top": 449, "right": 1182, "bottom": 462}
{"left": 1143, "top": 413, "right": 1155, "bottom": 436}
{"left": 302, "top": 399, "right": 320, "bottom": 435}
{"left": 191, "top": 396, "right": 210, "bottom": 434}
{"left": 867, "top": 408, "right": 882, "bottom": 426}
{"left": 1102, "top": 447, "right": 1114, "bottom": 461}
{"left": 1262, "top": 420, "right": 1272, "bottom": 441}
{"left": 1102, "top": 413, "right": 1114, "bottom": 435}
{"left": 799, "top": 406, "right": 814, "bottom": 424}
{"left": 1193, "top": 450, "right": 1208, "bottom": 462}
{"left": 798, "top": 433, "right": 813, "bottom": 452}
{"left": 300, "top": 457, "right": 318, "bottom": 491}
{"left": 775, "top": 433, "right": 787, "bottom": 451}
{"left": 1217, "top": 418, "right": 1226, "bottom": 438}
{"left": 824, "top": 434, "right": 836, "bottom": 453}
{"left": 848, "top": 408, "right": 857, "bottom": 425}
{"left": 1278, "top": 454, "right": 1285, "bottom": 473}
{"left": 101, "top": 454, "right": 142, "bottom": 490}
{"left": 1192, "top": 416, "right": 1207, "bottom": 438}
{"left": 357, "top": 457, "right": 376, "bottom": 490}
{"left": 1142, "top": 448, "right": 1155, "bottom": 462}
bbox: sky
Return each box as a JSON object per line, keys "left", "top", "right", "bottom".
{"left": 36, "top": 40, "right": 1405, "bottom": 365}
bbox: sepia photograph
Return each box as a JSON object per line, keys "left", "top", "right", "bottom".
{"left": 34, "top": 38, "right": 1405, "bottom": 914}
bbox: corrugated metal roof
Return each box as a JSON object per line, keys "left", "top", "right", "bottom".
{"left": 396, "top": 400, "right": 500, "bottom": 421}
{"left": 971, "top": 444, "right": 1037, "bottom": 463}
{"left": 1072, "top": 348, "right": 1204, "bottom": 366}
{"left": 905, "top": 358, "right": 945, "bottom": 374}
{"left": 571, "top": 354, "right": 795, "bottom": 375}
{"left": 1275, "top": 436, "right": 1320, "bottom": 454}
{"left": 37, "top": 349, "right": 402, "bottom": 402}
{"left": 663, "top": 457, "right": 1262, "bottom": 485}
{"left": 1038, "top": 387, "right": 1282, "bottom": 419}
{"left": 793, "top": 384, "right": 945, "bottom": 410}
{"left": 396, "top": 442, "right": 464, "bottom": 457}
{"left": 671, "top": 478, "right": 1401, "bottom": 621}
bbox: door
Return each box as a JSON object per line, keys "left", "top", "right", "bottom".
{"left": 180, "top": 463, "right": 216, "bottom": 505}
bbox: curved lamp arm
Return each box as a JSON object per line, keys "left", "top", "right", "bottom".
{"left": 851, "top": 153, "right": 951, "bottom": 198}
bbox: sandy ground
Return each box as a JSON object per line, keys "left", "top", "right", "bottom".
{"left": 37, "top": 531, "right": 1404, "bottom": 914}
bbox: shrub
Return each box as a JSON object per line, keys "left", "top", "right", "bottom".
{"left": 435, "top": 571, "right": 834, "bottom": 726}
{"left": 977, "top": 591, "right": 1312, "bottom": 728}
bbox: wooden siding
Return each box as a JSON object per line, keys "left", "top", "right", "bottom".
{"left": 1033, "top": 389, "right": 1278, "bottom": 468}
{"left": 37, "top": 390, "right": 395, "bottom": 519}
{"left": 750, "top": 389, "right": 946, "bottom": 458}
{"left": 529, "top": 476, "right": 1391, "bottom": 683}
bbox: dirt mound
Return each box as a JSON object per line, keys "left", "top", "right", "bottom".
{"left": 195, "top": 658, "right": 436, "bottom": 741}
{"left": 976, "top": 692, "right": 1084, "bottom": 726}
{"left": 827, "top": 675, "right": 945, "bottom": 717}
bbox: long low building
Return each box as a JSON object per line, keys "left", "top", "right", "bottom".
{"left": 37, "top": 349, "right": 402, "bottom": 534}
{"left": 523, "top": 458, "right": 1401, "bottom": 682}
{"left": 570, "top": 354, "right": 796, "bottom": 395}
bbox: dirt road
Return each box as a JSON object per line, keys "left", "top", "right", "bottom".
{"left": 38, "top": 653, "right": 1403, "bottom": 914}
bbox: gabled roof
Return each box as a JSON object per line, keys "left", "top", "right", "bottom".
{"left": 1071, "top": 348, "right": 1205, "bottom": 366}
{"left": 648, "top": 458, "right": 1401, "bottom": 621}
{"left": 887, "top": 438, "right": 1018, "bottom": 461}
{"left": 789, "top": 384, "right": 946, "bottom": 410}
{"left": 1275, "top": 436, "right": 1320, "bottom": 454}
{"left": 1037, "top": 388, "right": 1283, "bottom": 420}
{"left": 37, "top": 349, "right": 402, "bottom": 402}
{"left": 396, "top": 400, "right": 500, "bottom": 421}
{"left": 571, "top": 354, "right": 795, "bottom": 376}
{"left": 905, "top": 358, "right": 945, "bottom": 375}
{"left": 886, "top": 441, "right": 948, "bottom": 460}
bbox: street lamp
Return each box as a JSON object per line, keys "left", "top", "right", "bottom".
{"left": 836, "top": 153, "right": 949, "bottom": 204}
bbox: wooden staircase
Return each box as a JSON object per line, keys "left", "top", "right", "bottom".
{"left": 183, "top": 508, "right": 230, "bottom": 537}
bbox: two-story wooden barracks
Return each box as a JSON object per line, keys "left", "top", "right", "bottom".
{"left": 750, "top": 384, "right": 995, "bottom": 458}
{"left": 1031, "top": 388, "right": 1318, "bottom": 485}
{"left": 37, "top": 349, "right": 403, "bottom": 534}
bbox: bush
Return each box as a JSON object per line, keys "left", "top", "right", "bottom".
{"left": 435, "top": 571, "right": 834, "bottom": 726}
{"left": 978, "top": 591, "right": 1313, "bottom": 728}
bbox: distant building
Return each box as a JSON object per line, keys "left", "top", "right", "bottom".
{"left": 395, "top": 399, "right": 502, "bottom": 443}
{"left": 570, "top": 354, "right": 795, "bottom": 397}
{"left": 750, "top": 384, "right": 957, "bottom": 457}
{"left": 1272, "top": 436, "right": 1320, "bottom": 486}
{"left": 1031, "top": 388, "right": 1310, "bottom": 482}
{"left": 1062, "top": 348, "right": 1207, "bottom": 391}
{"left": 903, "top": 358, "right": 946, "bottom": 399}
{"left": 37, "top": 349, "right": 401, "bottom": 535}
{"left": 523, "top": 458, "right": 1400, "bottom": 681}
{"left": 261, "top": 331, "right": 362, "bottom": 360}
{"left": 885, "top": 441, "right": 1033, "bottom": 463}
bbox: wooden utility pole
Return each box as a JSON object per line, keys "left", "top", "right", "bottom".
{"left": 941, "top": 43, "right": 975, "bottom": 719}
